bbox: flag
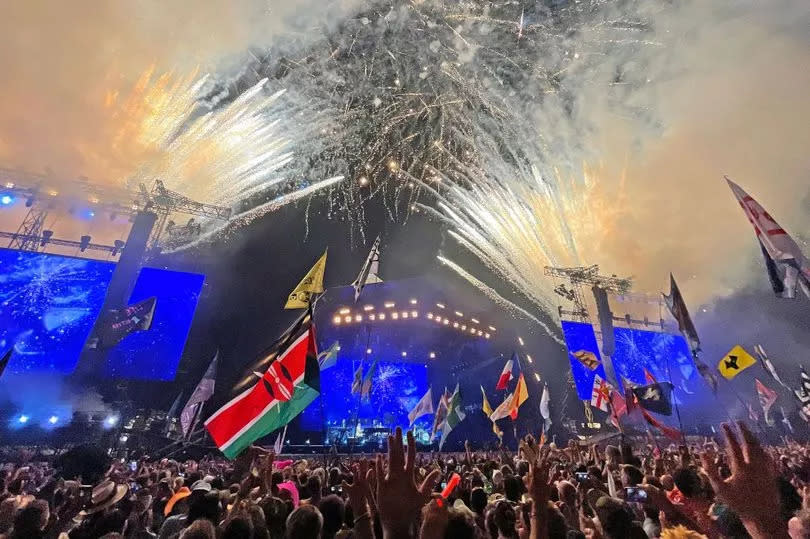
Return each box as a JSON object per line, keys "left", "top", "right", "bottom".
{"left": 481, "top": 386, "right": 493, "bottom": 416}
{"left": 592, "top": 285, "right": 615, "bottom": 356}
{"left": 408, "top": 388, "right": 434, "bottom": 425}
{"left": 571, "top": 349, "right": 601, "bottom": 370}
{"left": 632, "top": 383, "right": 674, "bottom": 416}
{"left": 496, "top": 356, "right": 515, "bottom": 390}
{"left": 508, "top": 374, "right": 529, "bottom": 420}
{"left": 88, "top": 296, "right": 156, "bottom": 349}
{"left": 205, "top": 312, "right": 320, "bottom": 459}
{"left": 590, "top": 374, "right": 611, "bottom": 413}
{"left": 165, "top": 391, "right": 183, "bottom": 435}
{"left": 0, "top": 347, "right": 11, "bottom": 378}
{"left": 623, "top": 380, "right": 638, "bottom": 414}
{"left": 317, "top": 341, "right": 340, "bottom": 371}
{"left": 489, "top": 391, "right": 514, "bottom": 422}
{"left": 351, "top": 362, "right": 364, "bottom": 395}
{"left": 352, "top": 236, "right": 383, "bottom": 302}
{"left": 360, "top": 357, "right": 379, "bottom": 401}
{"left": 284, "top": 250, "right": 327, "bottom": 309}
{"left": 644, "top": 369, "right": 657, "bottom": 384}
{"left": 747, "top": 403, "right": 760, "bottom": 423}
{"left": 439, "top": 384, "right": 466, "bottom": 450}
{"left": 431, "top": 389, "right": 451, "bottom": 441}
{"left": 726, "top": 177, "right": 810, "bottom": 300}
{"left": 608, "top": 389, "right": 627, "bottom": 429}
{"left": 273, "top": 425, "right": 287, "bottom": 454}
{"left": 754, "top": 345, "right": 787, "bottom": 388}
{"left": 780, "top": 407, "right": 794, "bottom": 433}
{"left": 794, "top": 366, "right": 810, "bottom": 422}
{"left": 180, "top": 352, "right": 218, "bottom": 437}
{"left": 663, "top": 274, "right": 700, "bottom": 354}
{"left": 640, "top": 408, "right": 682, "bottom": 441}
{"left": 755, "top": 379, "right": 778, "bottom": 427}
{"left": 481, "top": 386, "right": 503, "bottom": 439}
{"left": 539, "top": 384, "right": 551, "bottom": 433}
{"left": 717, "top": 345, "right": 756, "bottom": 380}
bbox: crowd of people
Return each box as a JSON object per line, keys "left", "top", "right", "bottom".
{"left": 1, "top": 422, "right": 809, "bottom": 538}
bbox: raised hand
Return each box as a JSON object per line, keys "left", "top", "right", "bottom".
{"left": 700, "top": 422, "right": 788, "bottom": 539}
{"left": 375, "top": 427, "right": 440, "bottom": 539}
{"left": 527, "top": 447, "right": 553, "bottom": 539}
{"left": 342, "top": 458, "right": 374, "bottom": 511}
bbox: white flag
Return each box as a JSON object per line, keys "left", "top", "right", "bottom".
{"left": 352, "top": 236, "right": 383, "bottom": 302}
{"left": 590, "top": 374, "right": 611, "bottom": 413}
{"left": 408, "top": 388, "right": 434, "bottom": 425}
{"left": 539, "top": 384, "right": 551, "bottom": 433}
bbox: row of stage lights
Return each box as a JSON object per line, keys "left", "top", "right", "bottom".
{"left": 12, "top": 414, "right": 120, "bottom": 428}
{"left": 332, "top": 299, "right": 495, "bottom": 339}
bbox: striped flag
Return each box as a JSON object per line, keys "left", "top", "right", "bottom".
{"left": 360, "top": 357, "right": 379, "bottom": 401}
{"left": 496, "top": 356, "right": 515, "bottom": 390}
{"left": 352, "top": 236, "right": 383, "bottom": 302}
{"left": 205, "top": 312, "right": 319, "bottom": 459}
{"left": 439, "top": 384, "right": 466, "bottom": 450}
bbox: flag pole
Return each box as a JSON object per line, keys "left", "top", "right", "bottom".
{"left": 665, "top": 356, "right": 686, "bottom": 442}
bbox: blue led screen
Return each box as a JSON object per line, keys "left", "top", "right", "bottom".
{"left": 0, "top": 248, "right": 204, "bottom": 380}
{"left": 563, "top": 321, "right": 700, "bottom": 401}
{"left": 300, "top": 358, "right": 428, "bottom": 433}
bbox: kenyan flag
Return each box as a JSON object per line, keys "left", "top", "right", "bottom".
{"left": 205, "top": 313, "right": 320, "bottom": 459}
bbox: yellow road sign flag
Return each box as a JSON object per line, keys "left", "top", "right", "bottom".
{"left": 717, "top": 345, "right": 756, "bottom": 380}
{"left": 284, "top": 250, "right": 327, "bottom": 309}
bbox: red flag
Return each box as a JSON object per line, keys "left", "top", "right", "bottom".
{"left": 496, "top": 357, "right": 515, "bottom": 390}
{"left": 640, "top": 408, "right": 682, "bottom": 441}
{"left": 609, "top": 389, "right": 627, "bottom": 428}
{"left": 755, "top": 379, "right": 778, "bottom": 426}
{"left": 644, "top": 369, "right": 657, "bottom": 384}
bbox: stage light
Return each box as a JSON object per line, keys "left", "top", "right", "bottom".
{"left": 336, "top": 345, "right": 341, "bottom": 351}
{"left": 469, "top": 327, "right": 475, "bottom": 333}
{"left": 79, "top": 235, "right": 91, "bottom": 252}
{"left": 333, "top": 316, "right": 341, "bottom": 324}
{"left": 518, "top": 337, "right": 525, "bottom": 346}
{"left": 443, "top": 318, "right": 449, "bottom": 325}
{"left": 453, "top": 322, "right": 458, "bottom": 328}
{"left": 489, "top": 326, "right": 496, "bottom": 331}
{"left": 477, "top": 330, "right": 483, "bottom": 336}
{"left": 429, "top": 352, "right": 436, "bottom": 359}
{"left": 454, "top": 311, "right": 463, "bottom": 317}
{"left": 534, "top": 373, "right": 541, "bottom": 382}
{"left": 18, "top": 415, "right": 29, "bottom": 424}
{"left": 48, "top": 415, "right": 59, "bottom": 425}
{"left": 363, "top": 305, "right": 374, "bottom": 311}
{"left": 411, "top": 311, "right": 417, "bottom": 317}
{"left": 40, "top": 230, "right": 53, "bottom": 247}
{"left": 461, "top": 325, "right": 466, "bottom": 330}
{"left": 105, "top": 416, "right": 119, "bottom": 427}
{"left": 344, "top": 316, "right": 351, "bottom": 323}
{"left": 436, "top": 303, "right": 445, "bottom": 309}
{"left": 25, "top": 196, "right": 34, "bottom": 207}
{"left": 369, "top": 314, "right": 376, "bottom": 321}
{"left": 401, "top": 311, "right": 408, "bottom": 318}
{"left": 4, "top": 182, "right": 13, "bottom": 189}
{"left": 0, "top": 195, "right": 13, "bottom": 205}
{"left": 409, "top": 298, "right": 417, "bottom": 304}
{"left": 366, "top": 348, "right": 372, "bottom": 354}
{"left": 354, "top": 315, "right": 362, "bottom": 322}
{"left": 484, "top": 333, "right": 490, "bottom": 339}
{"left": 392, "top": 312, "right": 399, "bottom": 320}
{"left": 378, "top": 313, "right": 386, "bottom": 320}
{"left": 339, "top": 308, "right": 350, "bottom": 315}
{"left": 471, "top": 318, "right": 480, "bottom": 324}
{"left": 384, "top": 302, "right": 395, "bottom": 308}
{"left": 401, "top": 351, "right": 407, "bottom": 357}
{"left": 526, "top": 354, "right": 533, "bottom": 364}
{"left": 427, "top": 313, "right": 433, "bottom": 319}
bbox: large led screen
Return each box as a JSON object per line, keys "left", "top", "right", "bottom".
{"left": 300, "top": 358, "right": 428, "bottom": 433}
{"left": 563, "top": 320, "right": 700, "bottom": 401}
{"left": 0, "top": 248, "right": 204, "bottom": 380}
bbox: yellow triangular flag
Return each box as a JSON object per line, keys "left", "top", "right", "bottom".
{"left": 284, "top": 250, "right": 328, "bottom": 309}
{"left": 481, "top": 385, "right": 493, "bottom": 416}
{"left": 717, "top": 345, "right": 757, "bottom": 380}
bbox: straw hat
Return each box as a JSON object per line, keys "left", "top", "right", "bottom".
{"left": 78, "top": 481, "right": 129, "bottom": 517}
